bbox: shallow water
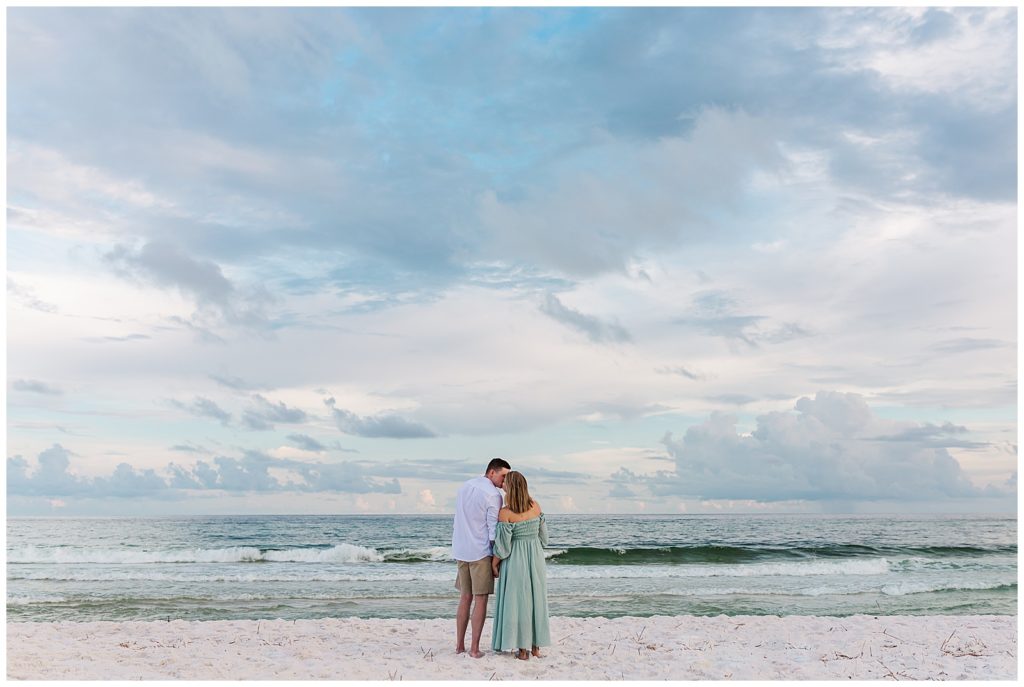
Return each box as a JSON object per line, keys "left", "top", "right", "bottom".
{"left": 7, "top": 513, "right": 1016, "bottom": 621}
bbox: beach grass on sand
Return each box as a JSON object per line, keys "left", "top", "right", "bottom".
{"left": 6, "top": 613, "right": 1017, "bottom": 680}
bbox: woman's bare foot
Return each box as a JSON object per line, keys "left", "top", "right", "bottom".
{"left": 516, "top": 649, "right": 530, "bottom": 660}
{"left": 531, "top": 645, "right": 542, "bottom": 658}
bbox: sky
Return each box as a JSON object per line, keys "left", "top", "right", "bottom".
{"left": 5, "top": 6, "right": 1018, "bottom": 516}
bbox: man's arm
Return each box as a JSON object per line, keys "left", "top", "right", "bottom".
{"left": 485, "top": 492, "right": 500, "bottom": 551}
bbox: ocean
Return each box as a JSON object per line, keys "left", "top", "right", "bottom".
{"left": 6, "top": 513, "right": 1016, "bottom": 622}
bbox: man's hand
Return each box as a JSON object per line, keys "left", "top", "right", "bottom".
{"left": 491, "top": 556, "right": 501, "bottom": 578}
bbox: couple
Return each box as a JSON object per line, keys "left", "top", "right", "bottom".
{"left": 451, "top": 458, "right": 550, "bottom": 661}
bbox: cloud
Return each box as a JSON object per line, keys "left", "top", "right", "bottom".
{"left": 324, "top": 397, "right": 437, "bottom": 439}
{"left": 4, "top": 8, "right": 1014, "bottom": 515}
{"left": 609, "top": 483, "right": 637, "bottom": 498}
{"left": 169, "top": 396, "right": 232, "bottom": 426}
{"left": 169, "top": 442, "right": 207, "bottom": 453}
{"left": 705, "top": 394, "right": 758, "bottom": 406}
{"left": 209, "top": 373, "right": 261, "bottom": 390}
{"left": 105, "top": 241, "right": 274, "bottom": 330}
{"left": 516, "top": 466, "right": 590, "bottom": 483}
{"left": 418, "top": 489, "right": 436, "bottom": 508}
{"left": 8, "top": 445, "right": 80, "bottom": 496}
{"left": 286, "top": 433, "right": 327, "bottom": 452}
{"left": 655, "top": 365, "right": 705, "bottom": 381}
{"left": 9, "top": 444, "right": 400, "bottom": 498}
{"left": 650, "top": 391, "right": 1006, "bottom": 502}
{"left": 607, "top": 467, "right": 645, "bottom": 498}
{"left": 164, "top": 450, "right": 405, "bottom": 494}
{"left": 7, "top": 278, "right": 58, "bottom": 313}
{"left": 82, "top": 333, "right": 152, "bottom": 343}
{"left": 93, "top": 462, "right": 171, "bottom": 497}
{"left": 353, "top": 458, "right": 477, "bottom": 481}
{"left": 673, "top": 289, "right": 811, "bottom": 347}
{"left": 241, "top": 394, "right": 308, "bottom": 430}
{"left": 864, "top": 422, "right": 989, "bottom": 450}
{"left": 12, "top": 379, "right": 63, "bottom": 395}
{"left": 539, "top": 292, "right": 631, "bottom": 343}
{"left": 107, "top": 241, "right": 233, "bottom": 306}
{"left": 8, "top": 444, "right": 169, "bottom": 498}
{"left": 928, "top": 338, "right": 1011, "bottom": 354}
{"left": 479, "top": 106, "right": 786, "bottom": 276}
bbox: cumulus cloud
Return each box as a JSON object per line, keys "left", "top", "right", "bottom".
{"left": 539, "top": 292, "right": 631, "bottom": 344}
{"left": 9, "top": 444, "right": 400, "bottom": 498}
{"left": 607, "top": 467, "right": 645, "bottom": 498}
{"left": 8, "top": 444, "right": 169, "bottom": 498}
{"left": 324, "top": 397, "right": 436, "bottom": 439}
{"left": 169, "top": 451, "right": 401, "bottom": 494}
{"left": 418, "top": 489, "right": 436, "bottom": 508}
{"left": 649, "top": 391, "right": 1006, "bottom": 502}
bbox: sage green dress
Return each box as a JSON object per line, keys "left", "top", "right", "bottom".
{"left": 491, "top": 514, "right": 550, "bottom": 652}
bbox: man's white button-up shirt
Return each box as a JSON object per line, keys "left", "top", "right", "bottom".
{"left": 451, "top": 476, "right": 503, "bottom": 562}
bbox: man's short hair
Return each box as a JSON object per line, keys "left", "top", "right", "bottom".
{"left": 485, "top": 458, "right": 511, "bottom": 474}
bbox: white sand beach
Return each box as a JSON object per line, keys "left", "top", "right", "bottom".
{"left": 6, "top": 613, "right": 1016, "bottom": 680}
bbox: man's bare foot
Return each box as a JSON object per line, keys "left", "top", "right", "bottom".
{"left": 469, "top": 649, "right": 484, "bottom": 659}
{"left": 531, "top": 645, "right": 542, "bottom": 658}
{"left": 455, "top": 646, "right": 465, "bottom": 654}
{"left": 517, "top": 649, "right": 530, "bottom": 660}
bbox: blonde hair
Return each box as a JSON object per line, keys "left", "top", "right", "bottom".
{"left": 504, "top": 471, "right": 533, "bottom": 514}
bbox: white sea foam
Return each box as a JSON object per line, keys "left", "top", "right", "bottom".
{"left": 545, "top": 558, "right": 892, "bottom": 579}
{"left": 263, "top": 545, "right": 384, "bottom": 563}
{"left": 7, "top": 596, "right": 70, "bottom": 606}
{"left": 7, "top": 544, "right": 567, "bottom": 566}
{"left": 655, "top": 579, "right": 1017, "bottom": 598}
{"left": 383, "top": 547, "right": 452, "bottom": 562}
{"left": 7, "top": 544, "right": 383, "bottom": 565}
{"left": 8, "top": 570, "right": 456, "bottom": 583}
{"left": 879, "top": 579, "right": 1017, "bottom": 596}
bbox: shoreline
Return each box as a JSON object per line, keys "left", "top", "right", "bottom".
{"left": 7, "top": 613, "right": 1017, "bottom": 680}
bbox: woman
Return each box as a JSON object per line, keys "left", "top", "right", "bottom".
{"left": 490, "top": 471, "right": 550, "bottom": 660}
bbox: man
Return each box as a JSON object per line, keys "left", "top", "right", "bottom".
{"left": 452, "top": 458, "right": 510, "bottom": 658}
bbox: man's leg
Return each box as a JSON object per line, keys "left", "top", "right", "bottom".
{"left": 456, "top": 590, "right": 472, "bottom": 653}
{"left": 468, "top": 593, "right": 489, "bottom": 658}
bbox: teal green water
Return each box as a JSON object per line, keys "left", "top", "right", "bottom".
{"left": 6, "top": 513, "right": 1016, "bottom": 621}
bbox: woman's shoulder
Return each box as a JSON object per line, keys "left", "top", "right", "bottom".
{"left": 498, "top": 507, "right": 513, "bottom": 523}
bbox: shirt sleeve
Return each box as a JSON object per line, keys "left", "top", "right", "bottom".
{"left": 493, "top": 522, "right": 513, "bottom": 560}
{"left": 538, "top": 513, "right": 549, "bottom": 547}
{"left": 485, "top": 490, "right": 501, "bottom": 545}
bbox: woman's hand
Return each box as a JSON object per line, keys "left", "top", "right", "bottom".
{"left": 491, "top": 555, "right": 501, "bottom": 578}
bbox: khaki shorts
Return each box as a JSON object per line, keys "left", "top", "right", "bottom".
{"left": 455, "top": 557, "right": 494, "bottom": 595}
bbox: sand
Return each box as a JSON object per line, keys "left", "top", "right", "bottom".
{"left": 6, "top": 614, "right": 1017, "bottom": 680}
